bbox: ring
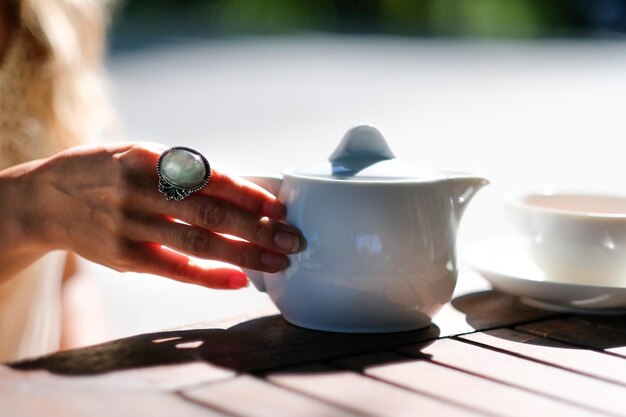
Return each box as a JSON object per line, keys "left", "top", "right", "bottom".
{"left": 157, "top": 146, "right": 211, "bottom": 201}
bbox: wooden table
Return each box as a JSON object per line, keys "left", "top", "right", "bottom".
{"left": 3, "top": 287, "right": 626, "bottom": 417}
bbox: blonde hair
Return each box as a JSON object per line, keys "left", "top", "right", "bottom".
{"left": 0, "top": 0, "right": 114, "bottom": 168}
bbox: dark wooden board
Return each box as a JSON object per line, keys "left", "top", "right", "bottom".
{"left": 573, "top": 316, "right": 626, "bottom": 335}
{"left": 517, "top": 318, "right": 626, "bottom": 357}
{"left": 446, "top": 290, "right": 557, "bottom": 333}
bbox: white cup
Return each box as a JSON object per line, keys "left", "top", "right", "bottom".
{"left": 505, "top": 191, "right": 626, "bottom": 286}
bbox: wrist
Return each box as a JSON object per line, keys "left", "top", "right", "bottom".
{"left": 0, "top": 158, "right": 55, "bottom": 255}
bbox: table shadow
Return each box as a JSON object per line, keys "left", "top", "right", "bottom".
{"left": 451, "top": 290, "right": 557, "bottom": 331}
{"left": 10, "top": 314, "right": 440, "bottom": 376}
{"left": 452, "top": 290, "right": 626, "bottom": 350}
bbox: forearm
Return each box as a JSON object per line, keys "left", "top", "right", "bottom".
{"left": 0, "top": 159, "right": 53, "bottom": 283}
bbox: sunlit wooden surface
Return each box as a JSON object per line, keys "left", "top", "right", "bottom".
{"left": 6, "top": 286, "right": 626, "bottom": 416}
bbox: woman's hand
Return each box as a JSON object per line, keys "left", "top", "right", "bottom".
{"left": 2, "top": 142, "right": 302, "bottom": 289}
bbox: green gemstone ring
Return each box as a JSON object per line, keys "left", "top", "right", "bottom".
{"left": 157, "top": 146, "right": 211, "bottom": 201}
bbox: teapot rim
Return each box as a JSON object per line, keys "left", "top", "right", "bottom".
{"left": 283, "top": 168, "right": 453, "bottom": 185}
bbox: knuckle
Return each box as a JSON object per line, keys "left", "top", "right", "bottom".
{"left": 250, "top": 218, "right": 270, "bottom": 244}
{"left": 216, "top": 238, "right": 251, "bottom": 267}
{"left": 181, "top": 228, "right": 212, "bottom": 255}
{"left": 198, "top": 200, "right": 227, "bottom": 229}
{"left": 112, "top": 145, "right": 138, "bottom": 174}
{"left": 237, "top": 246, "right": 259, "bottom": 268}
{"left": 114, "top": 143, "right": 147, "bottom": 163}
{"left": 114, "top": 143, "right": 157, "bottom": 189}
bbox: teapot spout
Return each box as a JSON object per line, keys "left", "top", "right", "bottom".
{"left": 444, "top": 172, "right": 489, "bottom": 222}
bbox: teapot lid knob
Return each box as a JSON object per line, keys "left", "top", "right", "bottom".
{"left": 329, "top": 125, "right": 396, "bottom": 164}
{"left": 291, "top": 125, "right": 443, "bottom": 181}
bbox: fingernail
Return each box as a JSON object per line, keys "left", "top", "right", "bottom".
{"left": 274, "top": 231, "right": 300, "bottom": 252}
{"left": 228, "top": 273, "right": 249, "bottom": 289}
{"left": 260, "top": 251, "right": 288, "bottom": 270}
{"left": 263, "top": 200, "right": 286, "bottom": 219}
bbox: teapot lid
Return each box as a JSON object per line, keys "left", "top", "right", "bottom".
{"left": 289, "top": 125, "right": 443, "bottom": 182}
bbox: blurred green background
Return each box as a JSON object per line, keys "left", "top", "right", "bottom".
{"left": 111, "top": 0, "right": 626, "bottom": 42}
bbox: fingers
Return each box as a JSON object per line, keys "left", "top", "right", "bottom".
{"left": 200, "top": 169, "right": 286, "bottom": 219}
{"left": 120, "top": 144, "right": 301, "bottom": 254}
{"left": 134, "top": 217, "right": 290, "bottom": 273}
{"left": 132, "top": 243, "right": 250, "bottom": 289}
{"left": 114, "top": 143, "right": 299, "bottom": 277}
{"left": 148, "top": 194, "right": 301, "bottom": 254}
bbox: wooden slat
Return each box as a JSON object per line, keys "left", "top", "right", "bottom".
{"left": 2, "top": 362, "right": 232, "bottom": 391}
{"left": 518, "top": 319, "right": 626, "bottom": 357}
{"left": 0, "top": 383, "right": 225, "bottom": 417}
{"left": 399, "top": 338, "right": 626, "bottom": 417}
{"left": 182, "top": 374, "right": 360, "bottom": 417}
{"left": 268, "top": 364, "right": 483, "bottom": 417}
{"left": 460, "top": 329, "right": 626, "bottom": 385}
{"left": 332, "top": 351, "right": 606, "bottom": 417}
{"left": 573, "top": 316, "right": 626, "bottom": 336}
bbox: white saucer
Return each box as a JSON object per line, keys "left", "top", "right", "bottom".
{"left": 464, "top": 238, "right": 626, "bottom": 314}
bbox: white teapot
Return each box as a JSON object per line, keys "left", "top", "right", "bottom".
{"left": 244, "top": 125, "right": 488, "bottom": 333}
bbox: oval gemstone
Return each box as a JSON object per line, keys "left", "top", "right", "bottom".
{"left": 161, "top": 148, "right": 207, "bottom": 188}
